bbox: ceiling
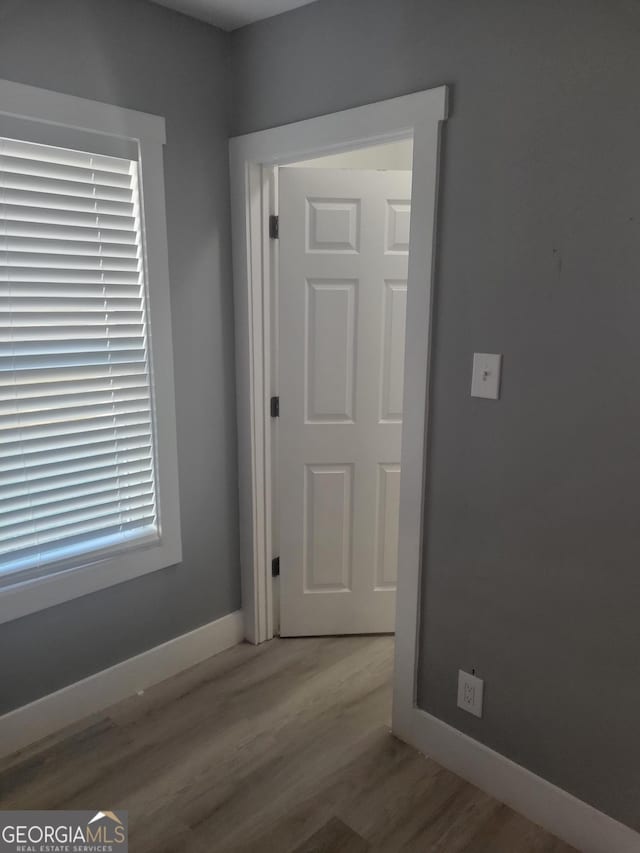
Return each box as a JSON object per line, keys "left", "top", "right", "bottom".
{"left": 150, "top": 0, "right": 319, "bottom": 30}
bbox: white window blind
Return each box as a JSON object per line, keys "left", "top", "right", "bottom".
{"left": 0, "top": 136, "right": 158, "bottom": 580}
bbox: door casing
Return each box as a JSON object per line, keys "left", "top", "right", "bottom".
{"left": 229, "top": 86, "right": 448, "bottom": 732}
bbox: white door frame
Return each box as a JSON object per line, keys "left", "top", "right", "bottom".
{"left": 229, "top": 85, "right": 448, "bottom": 722}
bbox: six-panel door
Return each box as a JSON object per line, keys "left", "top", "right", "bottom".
{"left": 278, "top": 167, "right": 411, "bottom": 636}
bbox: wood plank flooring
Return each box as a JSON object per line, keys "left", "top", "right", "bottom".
{"left": 0, "top": 636, "right": 578, "bottom": 852}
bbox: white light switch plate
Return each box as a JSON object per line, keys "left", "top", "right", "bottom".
{"left": 457, "top": 669, "right": 484, "bottom": 718}
{"left": 471, "top": 352, "right": 502, "bottom": 399}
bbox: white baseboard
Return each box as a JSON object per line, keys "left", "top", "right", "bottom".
{"left": 393, "top": 706, "right": 639, "bottom": 853}
{"left": 0, "top": 610, "right": 244, "bottom": 760}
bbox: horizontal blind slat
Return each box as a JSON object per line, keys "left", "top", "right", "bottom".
{"left": 2, "top": 452, "right": 153, "bottom": 492}
{"left": 0, "top": 475, "right": 154, "bottom": 513}
{"left": 0, "top": 508, "right": 156, "bottom": 555}
{"left": 0, "top": 414, "right": 151, "bottom": 447}
{"left": 1, "top": 339, "right": 146, "bottom": 359}
{"left": 0, "top": 362, "right": 148, "bottom": 388}
{"left": 1, "top": 460, "right": 154, "bottom": 502}
{"left": 0, "top": 171, "right": 133, "bottom": 202}
{"left": 1, "top": 387, "right": 147, "bottom": 414}
{"left": 0, "top": 139, "right": 132, "bottom": 173}
{"left": 1, "top": 522, "right": 156, "bottom": 573}
{"left": 1, "top": 313, "right": 143, "bottom": 329}
{"left": 0, "top": 324, "right": 143, "bottom": 342}
{"left": 0, "top": 236, "right": 137, "bottom": 256}
{"left": 0, "top": 353, "right": 147, "bottom": 375}
{"left": 0, "top": 375, "right": 147, "bottom": 402}
{"left": 0, "top": 401, "right": 150, "bottom": 430}
{"left": 0, "top": 394, "right": 151, "bottom": 428}
{"left": 0, "top": 154, "right": 133, "bottom": 188}
{"left": 1, "top": 187, "right": 134, "bottom": 216}
{"left": 1, "top": 442, "right": 152, "bottom": 478}
{"left": 1, "top": 519, "right": 156, "bottom": 568}
{"left": 0, "top": 204, "right": 135, "bottom": 231}
{"left": 1, "top": 434, "right": 152, "bottom": 470}
{"left": 1, "top": 427, "right": 151, "bottom": 461}
{"left": 0, "top": 253, "right": 139, "bottom": 270}
{"left": 0, "top": 219, "right": 136, "bottom": 244}
{"left": 0, "top": 254, "right": 139, "bottom": 271}
{"left": 0, "top": 296, "right": 142, "bottom": 312}
{"left": 0, "top": 490, "right": 156, "bottom": 532}
{"left": 0, "top": 268, "right": 140, "bottom": 283}
{"left": 0, "top": 288, "right": 141, "bottom": 303}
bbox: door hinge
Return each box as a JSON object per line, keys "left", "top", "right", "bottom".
{"left": 271, "top": 556, "right": 280, "bottom": 577}
{"left": 270, "top": 395, "right": 279, "bottom": 417}
{"left": 269, "top": 214, "right": 279, "bottom": 239}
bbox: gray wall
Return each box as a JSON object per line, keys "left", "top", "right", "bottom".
{"left": 0, "top": 0, "right": 240, "bottom": 713}
{"left": 232, "top": 0, "right": 640, "bottom": 829}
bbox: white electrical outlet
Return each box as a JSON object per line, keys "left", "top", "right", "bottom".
{"left": 457, "top": 670, "right": 484, "bottom": 718}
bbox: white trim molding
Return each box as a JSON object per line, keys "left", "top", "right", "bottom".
{"left": 0, "top": 610, "right": 243, "bottom": 760}
{"left": 394, "top": 707, "right": 640, "bottom": 853}
{"left": 229, "top": 86, "right": 448, "bottom": 645}
{"left": 0, "top": 78, "right": 165, "bottom": 143}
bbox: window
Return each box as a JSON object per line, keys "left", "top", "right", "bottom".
{"left": 1, "top": 137, "right": 159, "bottom": 575}
{"left": 0, "top": 79, "right": 181, "bottom": 623}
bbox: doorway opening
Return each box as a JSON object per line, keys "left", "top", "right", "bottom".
{"left": 229, "top": 87, "right": 447, "bottom": 741}
{"left": 272, "top": 138, "right": 413, "bottom": 638}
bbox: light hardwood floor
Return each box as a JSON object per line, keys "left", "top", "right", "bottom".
{"left": 0, "top": 636, "right": 577, "bottom": 852}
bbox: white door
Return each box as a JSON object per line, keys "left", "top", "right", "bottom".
{"left": 278, "top": 167, "right": 411, "bottom": 636}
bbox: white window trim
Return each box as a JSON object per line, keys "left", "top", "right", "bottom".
{"left": 0, "top": 79, "right": 181, "bottom": 624}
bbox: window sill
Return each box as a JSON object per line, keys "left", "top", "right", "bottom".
{"left": 0, "top": 535, "right": 182, "bottom": 624}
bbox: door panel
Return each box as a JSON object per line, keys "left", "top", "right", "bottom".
{"left": 279, "top": 167, "right": 411, "bottom": 636}
{"left": 306, "top": 279, "right": 357, "bottom": 422}
{"left": 304, "top": 463, "right": 353, "bottom": 591}
{"left": 375, "top": 463, "right": 401, "bottom": 590}
{"left": 380, "top": 281, "right": 407, "bottom": 422}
